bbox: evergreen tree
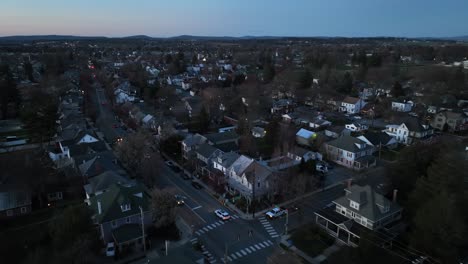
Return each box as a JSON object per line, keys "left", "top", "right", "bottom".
{"left": 391, "top": 81, "right": 405, "bottom": 98}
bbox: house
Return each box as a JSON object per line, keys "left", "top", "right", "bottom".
{"left": 391, "top": 100, "right": 413, "bottom": 112}
{"left": 271, "top": 99, "right": 295, "bottom": 114}
{"left": 83, "top": 170, "right": 133, "bottom": 201}
{"left": 357, "top": 131, "right": 398, "bottom": 150}
{"left": 325, "top": 126, "right": 346, "bottom": 139}
{"left": 76, "top": 131, "right": 99, "bottom": 144}
{"left": 309, "top": 117, "right": 332, "bottom": 129}
{"left": 296, "top": 128, "right": 316, "bottom": 147}
{"left": 213, "top": 152, "right": 240, "bottom": 174}
{"left": 383, "top": 118, "right": 433, "bottom": 145}
{"left": 88, "top": 182, "right": 152, "bottom": 252}
{"left": 340, "top": 97, "right": 366, "bottom": 114}
{"left": 77, "top": 151, "right": 123, "bottom": 178}
{"left": 181, "top": 134, "right": 207, "bottom": 160}
{"left": 431, "top": 110, "right": 468, "bottom": 132}
{"left": 0, "top": 185, "right": 32, "bottom": 218}
{"left": 345, "top": 123, "right": 368, "bottom": 132}
{"left": 48, "top": 141, "right": 71, "bottom": 164}
{"left": 286, "top": 146, "right": 322, "bottom": 163}
{"left": 251, "top": 127, "right": 266, "bottom": 138}
{"left": 315, "top": 184, "right": 402, "bottom": 246}
{"left": 195, "top": 143, "right": 223, "bottom": 165}
{"left": 204, "top": 131, "right": 239, "bottom": 146}
{"left": 226, "top": 157, "right": 273, "bottom": 202}
{"left": 142, "top": 114, "right": 157, "bottom": 130}
{"left": 325, "top": 135, "right": 376, "bottom": 170}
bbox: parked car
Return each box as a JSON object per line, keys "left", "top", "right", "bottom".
{"left": 175, "top": 195, "right": 186, "bottom": 206}
{"left": 214, "top": 209, "right": 231, "bottom": 220}
{"left": 265, "top": 207, "right": 287, "bottom": 219}
{"left": 191, "top": 181, "right": 203, "bottom": 190}
{"left": 106, "top": 242, "right": 115, "bottom": 257}
{"left": 165, "top": 161, "right": 175, "bottom": 167}
{"left": 181, "top": 173, "right": 191, "bottom": 180}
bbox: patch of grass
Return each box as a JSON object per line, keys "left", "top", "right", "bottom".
{"left": 291, "top": 224, "right": 335, "bottom": 257}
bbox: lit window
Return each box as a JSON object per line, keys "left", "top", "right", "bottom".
{"left": 121, "top": 203, "right": 131, "bottom": 212}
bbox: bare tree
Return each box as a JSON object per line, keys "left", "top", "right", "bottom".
{"left": 150, "top": 188, "right": 177, "bottom": 228}
{"left": 115, "top": 131, "right": 151, "bottom": 175}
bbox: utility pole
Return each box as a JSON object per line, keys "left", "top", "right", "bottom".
{"left": 284, "top": 209, "right": 289, "bottom": 236}
{"left": 224, "top": 243, "right": 228, "bottom": 264}
{"left": 252, "top": 166, "right": 256, "bottom": 218}
{"left": 139, "top": 206, "right": 146, "bottom": 253}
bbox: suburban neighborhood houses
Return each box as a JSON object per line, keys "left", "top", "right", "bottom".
{"left": 1, "top": 32, "right": 468, "bottom": 264}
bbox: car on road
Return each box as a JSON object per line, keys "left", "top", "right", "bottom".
{"left": 180, "top": 173, "right": 191, "bottom": 180}
{"left": 265, "top": 207, "right": 287, "bottom": 219}
{"left": 165, "top": 160, "right": 175, "bottom": 167}
{"left": 175, "top": 195, "right": 186, "bottom": 206}
{"left": 106, "top": 242, "right": 115, "bottom": 257}
{"left": 214, "top": 209, "right": 231, "bottom": 220}
{"left": 191, "top": 181, "right": 203, "bottom": 190}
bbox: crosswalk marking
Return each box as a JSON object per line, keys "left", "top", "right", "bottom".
{"left": 245, "top": 247, "right": 252, "bottom": 254}
{"left": 231, "top": 254, "right": 237, "bottom": 260}
{"left": 271, "top": 234, "right": 279, "bottom": 238}
{"left": 236, "top": 252, "right": 243, "bottom": 258}
{"left": 227, "top": 256, "right": 232, "bottom": 262}
{"left": 254, "top": 244, "right": 261, "bottom": 250}
{"left": 260, "top": 242, "right": 268, "bottom": 247}
{"left": 202, "top": 227, "right": 209, "bottom": 232}
{"left": 240, "top": 249, "right": 247, "bottom": 256}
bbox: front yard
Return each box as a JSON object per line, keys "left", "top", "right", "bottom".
{"left": 291, "top": 223, "right": 335, "bottom": 257}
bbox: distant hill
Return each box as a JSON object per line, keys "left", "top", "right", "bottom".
{"left": 0, "top": 34, "right": 467, "bottom": 43}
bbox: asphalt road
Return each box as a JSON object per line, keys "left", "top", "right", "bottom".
{"left": 155, "top": 162, "right": 347, "bottom": 263}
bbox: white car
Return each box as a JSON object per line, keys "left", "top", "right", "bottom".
{"left": 265, "top": 207, "right": 287, "bottom": 219}
{"left": 106, "top": 242, "right": 115, "bottom": 257}
{"left": 215, "top": 209, "right": 231, "bottom": 220}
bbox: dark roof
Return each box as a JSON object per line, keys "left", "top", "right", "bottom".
{"left": 68, "top": 141, "right": 108, "bottom": 156}
{"left": 401, "top": 117, "right": 431, "bottom": 132}
{"left": 215, "top": 141, "right": 239, "bottom": 152}
{"left": 76, "top": 151, "right": 123, "bottom": 178}
{"left": 333, "top": 185, "right": 401, "bottom": 222}
{"left": 195, "top": 143, "right": 219, "bottom": 159}
{"left": 360, "top": 131, "right": 394, "bottom": 146}
{"left": 326, "top": 125, "right": 345, "bottom": 134}
{"left": 0, "top": 185, "right": 31, "bottom": 211}
{"left": 327, "top": 135, "right": 373, "bottom": 153}
{"left": 84, "top": 171, "right": 132, "bottom": 196}
{"left": 204, "top": 130, "right": 239, "bottom": 144}
{"left": 113, "top": 224, "right": 143, "bottom": 243}
{"left": 89, "top": 182, "right": 150, "bottom": 223}
{"left": 342, "top": 96, "right": 360, "bottom": 104}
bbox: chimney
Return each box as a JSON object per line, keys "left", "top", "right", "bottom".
{"left": 392, "top": 189, "right": 398, "bottom": 203}
{"left": 347, "top": 178, "right": 352, "bottom": 189}
{"left": 97, "top": 201, "right": 102, "bottom": 214}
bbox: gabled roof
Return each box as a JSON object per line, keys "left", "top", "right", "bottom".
{"left": 229, "top": 155, "right": 254, "bottom": 176}
{"left": 359, "top": 131, "right": 394, "bottom": 146}
{"left": 333, "top": 185, "right": 401, "bottom": 222}
{"left": 215, "top": 152, "right": 240, "bottom": 168}
{"left": 0, "top": 185, "right": 31, "bottom": 211}
{"left": 400, "top": 117, "right": 431, "bottom": 132}
{"left": 342, "top": 96, "right": 361, "bottom": 104}
{"left": 196, "top": 143, "right": 221, "bottom": 160}
{"left": 84, "top": 171, "right": 132, "bottom": 197}
{"left": 245, "top": 161, "right": 273, "bottom": 184}
{"left": 89, "top": 182, "right": 150, "bottom": 223}
{"left": 204, "top": 130, "right": 239, "bottom": 144}
{"left": 182, "top": 133, "right": 206, "bottom": 147}
{"left": 67, "top": 141, "right": 108, "bottom": 156}
{"left": 77, "top": 151, "right": 123, "bottom": 178}
{"left": 327, "top": 135, "right": 373, "bottom": 153}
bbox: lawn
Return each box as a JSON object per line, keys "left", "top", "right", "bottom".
{"left": 291, "top": 224, "right": 335, "bottom": 257}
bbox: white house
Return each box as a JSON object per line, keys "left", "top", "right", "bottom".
{"left": 383, "top": 118, "right": 433, "bottom": 145}
{"left": 325, "top": 135, "right": 376, "bottom": 170}
{"left": 48, "top": 141, "right": 70, "bottom": 162}
{"left": 345, "top": 123, "right": 368, "bottom": 132}
{"left": 391, "top": 100, "right": 413, "bottom": 112}
{"left": 251, "top": 127, "right": 266, "bottom": 138}
{"left": 340, "top": 96, "right": 366, "bottom": 114}
{"left": 142, "top": 114, "right": 156, "bottom": 130}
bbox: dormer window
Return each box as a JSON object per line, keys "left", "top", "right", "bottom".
{"left": 350, "top": 201, "right": 360, "bottom": 210}
{"left": 121, "top": 203, "right": 131, "bottom": 212}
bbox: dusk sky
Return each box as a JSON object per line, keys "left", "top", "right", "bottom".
{"left": 1, "top": 0, "right": 467, "bottom": 38}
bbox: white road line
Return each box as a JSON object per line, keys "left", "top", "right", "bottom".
{"left": 260, "top": 242, "right": 268, "bottom": 247}
{"left": 192, "top": 205, "right": 202, "bottom": 210}
{"left": 207, "top": 225, "right": 214, "bottom": 230}
{"left": 190, "top": 238, "right": 198, "bottom": 242}
{"left": 227, "top": 256, "right": 232, "bottom": 262}
{"left": 271, "top": 234, "right": 279, "bottom": 238}
{"left": 249, "top": 246, "right": 257, "bottom": 252}
{"left": 245, "top": 247, "right": 252, "bottom": 254}
{"left": 203, "top": 251, "right": 209, "bottom": 254}
{"left": 217, "top": 220, "right": 224, "bottom": 225}
{"left": 240, "top": 249, "right": 248, "bottom": 256}
{"left": 231, "top": 254, "right": 237, "bottom": 260}
{"left": 254, "top": 244, "right": 261, "bottom": 250}
{"left": 267, "top": 240, "right": 273, "bottom": 245}
{"left": 164, "top": 176, "right": 206, "bottom": 223}
{"left": 202, "top": 227, "right": 209, "bottom": 232}
{"left": 236, "top": 252, "right": 243, "bottom": 258}
{"left": 267, "top": 231, "right": 277, "bottom": 235}
{"left": 265, "top": 226, "right": 274, "bottom": 230}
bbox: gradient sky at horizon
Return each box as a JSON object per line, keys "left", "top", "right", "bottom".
{"left": 1, "top": 0, "right": 467, "bottom": 37}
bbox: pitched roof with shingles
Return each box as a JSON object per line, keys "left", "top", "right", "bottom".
{"left": 182, "top": 133, "right": 206, "bottom": 147}
{"left": 89, "top": 182, "right": 150, "bottom": 223}
{"left": 400, "top": 117, "right": 431, "bottom": 132}
{"left": 84, "top": 171, "right": 132, "bottom": 196}
{"left": 360, "top": 131, "right": 394, "bottom": 146}
{"left": 333, "top": 185, "right": 401, "bottom": 222}
{"left": 196, "top": 143, "right": 220, "bottom": 159}
{"left": 216, "top": 152, "right": 240, "bottom": 168}
{"left": 229, "top": 155, "right": 254, "bottom": 176}
{"left": 342, "top": 96, "right": 361, "bottom": 104}
{"left": 327, "top": 135, "right": 373, "bottom": 153}
{"left": 204, "top": 131, "right": 239, "bottom": 144}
